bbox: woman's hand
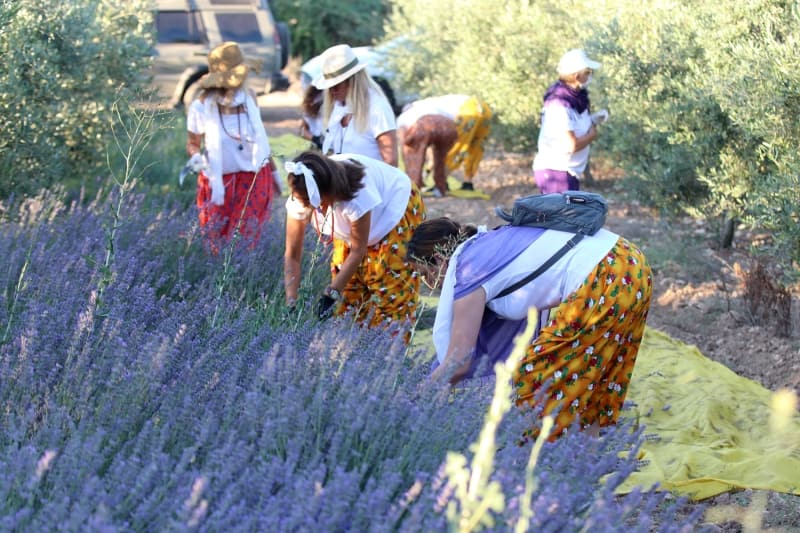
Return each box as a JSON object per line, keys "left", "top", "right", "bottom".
{"left": 187, "top": 131, "right": 203, "bottom": 157}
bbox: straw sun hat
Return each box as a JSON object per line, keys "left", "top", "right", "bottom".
{"left": 556, "top": 49, "right": 601, "bottom": 76}
{"left": 313, "top": 44, "right": 367, "bottom": 90}
{"left": 199, "top": 42, "right": 250, "bottom": 89}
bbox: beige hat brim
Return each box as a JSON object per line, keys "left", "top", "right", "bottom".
{"left": 313, "top": 61, "right": 367, "bottom": 90}
{"left": 199, "top": 64, "right": 249, "bottom": 89}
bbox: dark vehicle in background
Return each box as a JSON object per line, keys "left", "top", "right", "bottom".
{"left": 150, "top": 0, "right": 291, "bottom": 108}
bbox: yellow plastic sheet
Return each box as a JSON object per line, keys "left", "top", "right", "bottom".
{"left": 618, "top": 328, "right": 800, "bottom": 500}
{"left": 421, "top": 176, "right": 491, "bottom": 200}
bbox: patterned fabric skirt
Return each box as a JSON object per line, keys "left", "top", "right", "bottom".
{"left": 513, "top": 237, "right": 653, "bottom": 441}
{"left": 446, "top": 97, "right": 493, "bottom": 179}
{"left": 330, "top": 186, "right": 426, "bottom": 331}
{"left": 196, "top": 166, "right": 276, "bottom": 245}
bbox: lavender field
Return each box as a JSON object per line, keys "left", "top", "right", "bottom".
{"left": 0, "top": 191, "right": 704, "bottom": 531}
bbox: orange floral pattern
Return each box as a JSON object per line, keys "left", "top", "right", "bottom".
{"left": 330, "top": 186, "right": 426, "bottom": 331}
{"left": 514, "top": 237, "right": 652, "bottom": 441}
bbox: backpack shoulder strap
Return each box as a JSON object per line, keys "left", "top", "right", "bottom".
{"left": 492, "top": 233, "right": 585, "bottom": 300}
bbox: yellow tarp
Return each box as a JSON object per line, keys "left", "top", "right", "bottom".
{"left": 619, "top": 328, "right": 800, "bottom": 500}
{"left": 421, "top": 176, "right": 491, "bottom": 200}
{"left": 409, "top": 312, "right": 800, "bottom": 501}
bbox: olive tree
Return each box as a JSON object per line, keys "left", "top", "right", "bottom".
{"left": 0, "top": 0, "right": 153, "bottom": 199}
{"left": 592, "top": 0, "right": 800, "bottom": 264}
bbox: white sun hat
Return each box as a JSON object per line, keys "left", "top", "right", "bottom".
{"left": 557, "top": 49, "right": 601, "bottom": 76}
{"left": 313, "top": 44, "right": 368, "bottom": 90}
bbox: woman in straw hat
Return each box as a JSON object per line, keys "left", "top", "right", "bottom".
{"left": 186, "top": 41, "right": 279, "bottom": 247}
{"left": 397, "top": 94, "right": 492, "bottom": 197}
{"left": 533, "top": 49, "right": 609, "bottom": 193}
{"left": 314, "top": 44, "right": 398, "bottom": 166}
{"left": 283, "top": 151, "right": 425, "bottom": 335}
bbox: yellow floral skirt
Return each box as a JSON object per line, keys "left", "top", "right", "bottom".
{"left": 513, "top": 237, "right": 653, "bottom": 441}
{"left": 330, "top": 186, "right": 426, "bottom": 331}
{"left": 445, "top": 97, "right": 493, "bottom": 179}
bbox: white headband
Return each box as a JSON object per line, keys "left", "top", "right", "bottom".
{"left": 285, "top": 160, "right": 320, "bottom": 208}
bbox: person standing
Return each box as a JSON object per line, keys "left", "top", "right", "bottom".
{"left": 283, "top": 151, "right": 425, "bottom": 332}
{"left": 406, "top": 217, "right": 652, "bottom": 441}
{"left": 532, "top": 49, "right": 608, "bottom": 194}
{"left": 397, "top": 94, "right": 492, "bottom": 197}
{"left": 186, "top": 42, "right": 279, "bottom": 246}
{"left": 314, "top": 44, "right": 398, "bottom": 166}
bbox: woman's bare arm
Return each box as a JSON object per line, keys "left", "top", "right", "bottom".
{"left": 284, "top": 216, "right": 308, "bottom": 304}
{"left": 376, "top": 130, "right": 398, "bottom": 166}
{"left": 565, "top": 124, "right": 597, "bottom": 153}
{"left": 431, "top": 287, "right": 487, "bottom": 385}
{"left": 187, "top": 131, "right": 203, "bottom": 156}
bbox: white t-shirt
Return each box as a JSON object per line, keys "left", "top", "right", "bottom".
{"left": 284, "top": 153, "right": 411, "bottom": 246}
{"left": 322, "top": 89, "right": 396, "bottom": 162}
{"left": 396, "top": 94, "right": 470, "bottom": 129}
{"left": 187, "top": 98, "right": 266, "bottom": 175}
{"left": 532, "top": 104, "right": 593, "bottom": 175}
{"left": 432, "top": 228, "right": 619, "bottom": 363}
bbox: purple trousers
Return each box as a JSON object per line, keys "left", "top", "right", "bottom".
{"left": 534, "top": 169, "right": 580, "bottom": 194}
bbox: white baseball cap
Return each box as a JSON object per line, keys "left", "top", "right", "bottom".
{"left": 557, "top": 49, "right": 601, "bottom": 76}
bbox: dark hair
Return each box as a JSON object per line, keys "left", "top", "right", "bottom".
{"left": 405, "top": 217, "right": 478, "bottom": 264}
{"left": 301, "top": 85, "right": 323, "bottom": 117}
{"left": 287, "top": 151, "right": 365, "bottom": 205}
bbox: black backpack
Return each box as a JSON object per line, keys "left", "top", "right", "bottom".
{"left": 492, "top": 191, "right": 608, "bottom": 299}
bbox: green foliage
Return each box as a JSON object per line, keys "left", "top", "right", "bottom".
{"left": 0, "top": 0, "right": 154, "bottom": 199}
{"left": 386, "top": 0, "right": 800, "bottom": 270}
{"left": 270, "top": 0, "right": 390, "bottom": 60}
{"left": 592, "top": 0, "right": 800, "bottom": 265}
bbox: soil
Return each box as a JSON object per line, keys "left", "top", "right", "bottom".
{"left": 258, "top": 79, "right": 800, "bottom": 531}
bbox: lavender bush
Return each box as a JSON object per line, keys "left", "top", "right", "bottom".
{"left": 0, "top": 190, "right": 705, "bottom": 531}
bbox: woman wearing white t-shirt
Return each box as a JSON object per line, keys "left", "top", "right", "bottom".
{"left": 406, "top": 217, "right": 652, "bottom": 441}
{"left": 185, "top": 42, "right": 279, "bottom": 247}
{"left": 283, "top": 151, "right": 425, "bottom": 331}
{"left": 314, "top": 44, "right": 398, "bottom": 165}
{"left": 533, "top": 49, "right": 608, "bottom": 193}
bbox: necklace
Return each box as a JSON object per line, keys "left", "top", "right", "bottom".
{"left": 218, "top": 104, "right": 247, "bottom": 151}
{"left": 313, "top": 206, "right": 335, "bottom": 245}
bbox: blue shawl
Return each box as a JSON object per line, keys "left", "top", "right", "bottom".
{"left": 452, "top": 225, "right": 546, "bottom": 378}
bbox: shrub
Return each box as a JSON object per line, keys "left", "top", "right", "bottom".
{"left": 590, "top": 0, "right": 800, "bottom": 265}
{"left": 0, "top": 0, "right": 153, "bottom": 199}
{"left": 385, "top": 0, "right": 586, "bottom": 152}
{"left": 386, "top": 0, "right": 800, "bottom": 272}
{"left": 0, "top": 190, "right": 703, "bottom": 530}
